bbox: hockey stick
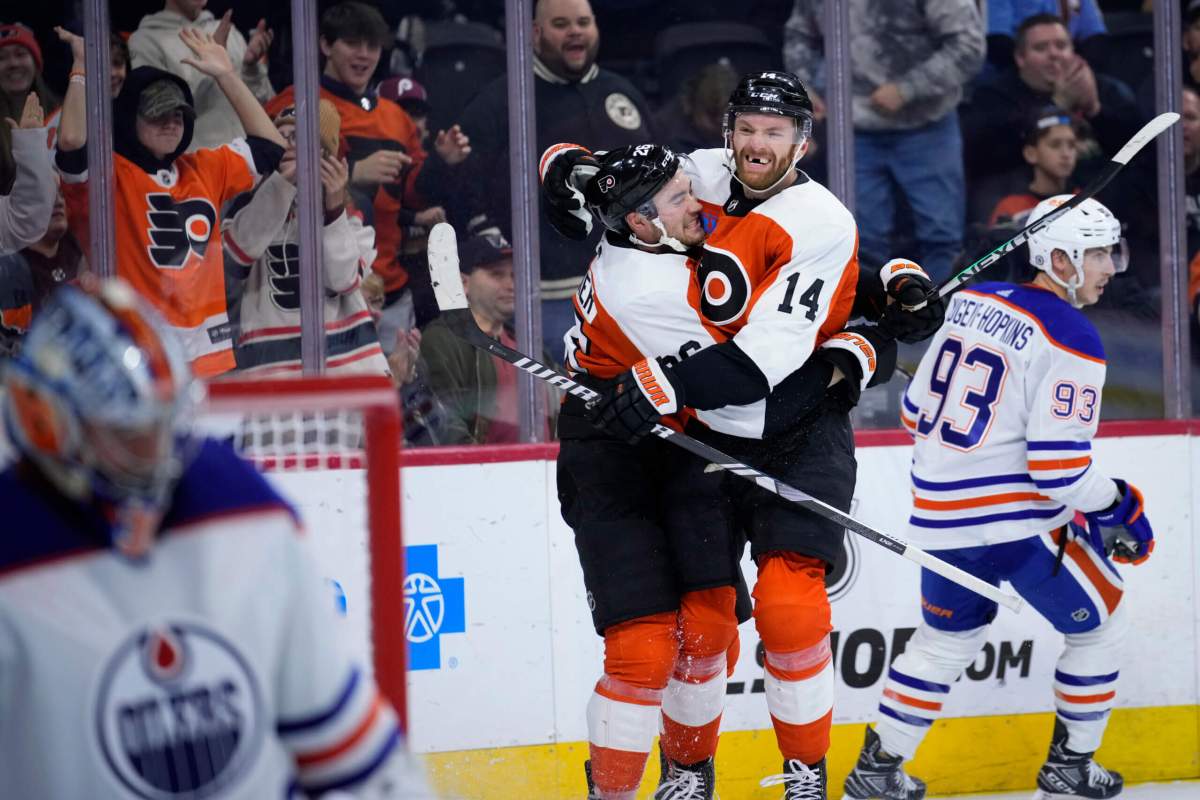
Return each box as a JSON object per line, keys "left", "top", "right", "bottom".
{"left": 930, "top": 112, "right": 1179, "bottom": 302}
{"left": 426, "top": 223, "right": 1023, "bottom": 612}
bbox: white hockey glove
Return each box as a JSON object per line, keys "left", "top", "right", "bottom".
{"left": 878, "top": 259, "right": 945, "bottom": 343}
{"left": 587, "top": 357, "right": 683, "bottom": 444}
{"left": 817, "top": 324, "right": 898, "bottom": 406}
{"left": 539, "top": 143, "right": 599, "bottom": 241}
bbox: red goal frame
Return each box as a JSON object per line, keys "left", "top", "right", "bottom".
{"left": 204, "top": 375, "right": 407, "bottom": 728}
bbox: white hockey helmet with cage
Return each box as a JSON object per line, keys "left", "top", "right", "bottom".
{"left": 1026, "top": 195, "right": 1127, "bottom": 307}
{"left": 2, "top": 278, "right": 196, "bottom": 556}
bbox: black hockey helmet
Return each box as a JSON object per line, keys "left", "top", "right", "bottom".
{"left": 584, "top": 144, "right": 681, "bottom": 235}
{"left": 724, "top": 70, "right": 814, "bottom": 139}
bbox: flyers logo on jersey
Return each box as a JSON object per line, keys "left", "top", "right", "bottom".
{"left": 145, "top": 194, "right": 218, "bottom": 270}
{"left": 265, "top": 243, "right": 301, "bottom": 311}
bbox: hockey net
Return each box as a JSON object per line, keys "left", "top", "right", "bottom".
{"left": 202, "top": 375, "right": 407, "bottom": 726}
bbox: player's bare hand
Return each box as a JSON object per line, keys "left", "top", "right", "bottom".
{"left": 869, "top": 82, "right": 905, "bottom": 115}
{"left": 387, "top": 328, "right": 422, "bottom": 385}
{"left": 352, "top": 150, "right": 411, "bottom": 185}
{"left": 179, "top": 27, "right": 235, "bottom": 78}
{"left": 435, "top": 125, "right": 471, "bottom": 165}
{"left": 320, "top": 155, "right": 350, "bottom": 211}
{"left": 4, "top": 92, "right": 45, "bottom": 130}
{"left": 414, "top": 206, "right": 447, "bottom": 227}
{"left": 54, "top": 26, "right": 86, "bottom": 68}
{"left": 244, "top": 19, "right": 273, "bottom": 66}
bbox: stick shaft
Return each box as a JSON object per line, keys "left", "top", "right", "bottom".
{"left": 440, "top": 309, "right": 1022, "bottom": 612}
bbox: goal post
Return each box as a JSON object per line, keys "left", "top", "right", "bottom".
{"left": 203, "top": 375, "right": 408, "bottom": 729}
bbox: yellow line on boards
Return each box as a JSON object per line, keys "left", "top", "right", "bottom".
{"left": 421, "top": 705, "right": 1200, "bottom": 799}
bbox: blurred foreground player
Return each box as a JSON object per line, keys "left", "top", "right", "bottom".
{"left": 0, "top": 279, "right": 434, "bottom": 798}
{"left": 844, "top": 197, "right": 1154, "bottom": 800}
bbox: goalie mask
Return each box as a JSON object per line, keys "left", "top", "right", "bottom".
{"left": 585, "top": 144, "right": 690, "bottom": 251}
{"left": 3, "top": 278, "right": 196, "bottom": 557}
{"left": 1027, "top": 195, "right": 1127, "bottom": 308}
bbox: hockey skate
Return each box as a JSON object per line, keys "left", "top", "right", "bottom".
{"left": 654, "top": 747, "right": 717, "bottom": 799}
{"left": 843, "top": 726, "right": 926, "bottom": 800}
{"left": 1033, "top": 720, "right": 1123, "bottom": 799}
{"left": 759, "top": 757, "right": 827, "bottom": 800}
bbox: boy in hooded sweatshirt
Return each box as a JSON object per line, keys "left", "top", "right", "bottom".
{"left": 129, "top": 0, "right": 275, "bottom": 151}
{"left": 222, "top": 100, "right": 389, "bottom": 376}
{"left": 53, "top": 26, "right": 286, "bottom": 378}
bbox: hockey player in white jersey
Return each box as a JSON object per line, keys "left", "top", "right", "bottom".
{"left": 0, "top": 278, "right": 434, "bottom": 799}
{"left": 554, "top": 144, "right": 752, "bottom": 800}
{"left": 545, "top": 72, "right": 944, "bottom": 800}
{"left": 843, "top": 196, "right": 1154, "bottom": 800}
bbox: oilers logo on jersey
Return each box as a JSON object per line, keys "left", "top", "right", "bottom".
{"left": 146, "top": 194, "right": 218, "bottom": 270}
{"left": 94, "top": 620, "right": 265, "bottom": 799}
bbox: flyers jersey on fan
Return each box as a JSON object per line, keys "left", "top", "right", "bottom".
{"left": 900, "top": 282, "right": 1119, "bottom": 549}
{"left": 61, "top": 140, "right": 260, "bottom": 377}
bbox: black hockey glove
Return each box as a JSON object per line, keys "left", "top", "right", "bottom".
{"left": 816, "top": 324, "right": 898, "bottom": 407}
{"left": 587, "top": 357, "right": 685, "bottom": 444}
{"left": 878, "top": 259, "right": 945, "bottom": 344}
{"left": 539, "top": 143, "right": 600, "bottom": 241}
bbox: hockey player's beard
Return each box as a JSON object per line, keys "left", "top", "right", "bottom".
{"left": 736, "top": 147, "right": 799, "bottom": 193}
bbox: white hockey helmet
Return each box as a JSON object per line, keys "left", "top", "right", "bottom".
{"left": 1026, "top": 195, "right": 1127, "bottom": 307}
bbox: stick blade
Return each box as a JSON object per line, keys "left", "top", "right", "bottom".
{"left": 427, "top": 222, "right": 468, "bottom": 312}
{"left": 1113, "top": 112, "right": 1179, "bottom": 165}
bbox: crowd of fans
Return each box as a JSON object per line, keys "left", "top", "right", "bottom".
{"left": 0, "top": 0, "right": 1193, "bottom": 446}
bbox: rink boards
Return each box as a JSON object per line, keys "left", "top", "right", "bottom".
{"left": 274, "top": 425, "right": 1200, "bottom": 799}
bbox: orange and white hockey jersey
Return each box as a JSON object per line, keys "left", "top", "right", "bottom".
{"left": 900, "top": 282, "right": 1119, "bottom": 549}
{"left": 565, "top": 233, "right": 721, "bottom": 429}
{"left": 680, "top": 148, "right": 859, "bottom": 438}
{"left": 61, "top": 140, "right": 261, "bottom": 377}
{"left": 0, "top": 439, "right": 426, "bottom": 798}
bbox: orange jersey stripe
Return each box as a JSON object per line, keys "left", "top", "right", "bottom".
{"left": 295, "top": 692, "right": 383, "bottom": 767}
{"left": 912, "top": 491, "right": 1052, "bottom": 511}
{"left": 1054, "top": 689, "right": 1116, "bottom": 704}
{"left": 1028, "top": 456, "right": 1091, "bottom": 471}
{"left": 883, "top": 688, "right": 944, "bottom": 711}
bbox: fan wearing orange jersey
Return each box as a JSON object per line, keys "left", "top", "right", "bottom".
{"left": 266, "top": 2, "right": 469, "bottom": 350}
{"left": 53, "top": 25, "right": 286, "bottom": 379}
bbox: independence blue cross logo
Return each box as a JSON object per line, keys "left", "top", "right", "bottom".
{"left": 404, "top": 545, "right": 465, "bottom": 671}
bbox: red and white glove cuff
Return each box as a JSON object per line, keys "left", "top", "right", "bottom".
{"left": 631, "top": 358, "right": 681, "bottom": 415}
{"left": 820, "top": 332, "right": 879, "bottom": 393}
{"left": 879, "top": 258, "right": 929, "bottom": 289}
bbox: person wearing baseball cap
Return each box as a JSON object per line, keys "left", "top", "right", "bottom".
{"left": 377, "top": 76, "right": 430, "bottom": 141}
{"left": 418, "top": 229, "right": 555, "bottom": 444}
{"left": 52, "top": 24, "right": 286, "bottom": 378}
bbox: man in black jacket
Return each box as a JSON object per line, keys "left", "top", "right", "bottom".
{"left": 450, "top": 0, "right": 654, "bottom": 363}
{"left": 960, "top": 13, "right": 1142, "bottom": 187}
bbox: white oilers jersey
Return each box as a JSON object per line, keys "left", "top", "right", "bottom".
{"left": 565, "top": 233, "right": 721, "bottom": 386}
{"left": 0, "top": 439, "right": 407, "bottom": 799}
{"left": 681, "top": 148, "right": 859, "bottom": 438}
{"left": 900, "top": 282, "right": 1118, "bottom": 549}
